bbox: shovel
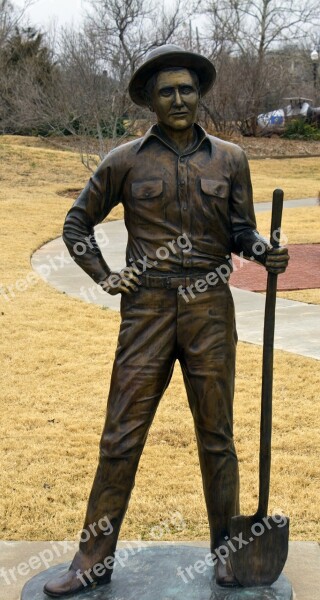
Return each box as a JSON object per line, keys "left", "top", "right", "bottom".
{"left": 229, "top": 188, "right": 289, "bottom": 587}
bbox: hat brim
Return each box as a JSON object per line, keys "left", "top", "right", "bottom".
{"left": 129, "top": 51, "right": 216, "bottom": 107}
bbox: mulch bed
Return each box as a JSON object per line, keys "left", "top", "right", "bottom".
{"left": 230, "top": 244, "right": 320, "bottom": 291}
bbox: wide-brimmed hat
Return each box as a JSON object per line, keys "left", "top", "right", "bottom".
{"left": 129, "top": 44, "right": 216, "bottom": 107}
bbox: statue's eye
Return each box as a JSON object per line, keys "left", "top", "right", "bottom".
{"left": 159, "top": 87, "right": 173, "bottom": 97}
{"left": 180, "top": 86, "right": 194, "bottom": 95}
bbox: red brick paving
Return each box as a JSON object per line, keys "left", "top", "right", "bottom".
{"left": 230, "top": 244, "right": 320, "bottom": 291}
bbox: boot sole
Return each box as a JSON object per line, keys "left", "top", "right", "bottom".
{"left": 43, "top": 576, "right": 111, "bottom": 597}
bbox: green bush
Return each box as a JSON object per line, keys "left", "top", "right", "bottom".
{"left": 282, "top": 119, "right": 320, "bottom": 140}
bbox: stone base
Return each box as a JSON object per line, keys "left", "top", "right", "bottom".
{"left": 21, "top": 545, "right": 293, "bottom": 599}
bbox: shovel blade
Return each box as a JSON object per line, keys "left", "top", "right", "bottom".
{"left": 229, "top": 514, "right": 289, "bottom": 587}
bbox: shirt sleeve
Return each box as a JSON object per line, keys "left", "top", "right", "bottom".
{"left": 230, "top": 148, "right": 269, "bottom": 264}
{"left": 62, "top": 153, "right": 120, "bottom": 284}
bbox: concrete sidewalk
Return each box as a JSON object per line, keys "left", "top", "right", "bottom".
{"left": 1, "top": 540, "right": 319, "bottom": 600}
{"left": 31, "top": 199, "right": 320, "bottom": 360}
{"left": 254, "top": 197, "right": 317, "bottom": 212}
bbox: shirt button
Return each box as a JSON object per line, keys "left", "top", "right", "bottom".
{"left": 183, "top": 204, "right": 187, "bottom": 210}
{"left": 179, "top": 180, "right": 185, "bottom": 186}
{"left": 179, "top": 156, "right": 185, "bottom": 162}
{"left": 185, "top": 259, "right": 191, "bottom": 265}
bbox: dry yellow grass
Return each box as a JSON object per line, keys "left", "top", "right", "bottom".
{"left": 0, "top": 136, "right": 319, "bottom": 544}
{"left": 256, "top": 206, "right": 320, "bottom": 245}
{"left": 278, "top": 289, "right": 320, "bottom": 305}
{"left": 250, "top": 157, "right": 320, "bottom": 202}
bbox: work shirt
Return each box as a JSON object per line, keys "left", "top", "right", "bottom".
{"left": 63, "top": 123, "right": 268, "bottom": 284}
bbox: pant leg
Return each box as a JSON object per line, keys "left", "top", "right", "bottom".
{"left": 72, "top": 288, "right": 177, "bottom": 572}
{"left": 177, "top": 282, "right": 239, "bottom": 551}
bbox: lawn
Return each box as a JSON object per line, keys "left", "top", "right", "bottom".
{"left": 0, "top": 136, "right": 319, "bottom": 543}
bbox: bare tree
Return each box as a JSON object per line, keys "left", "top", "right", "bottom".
{"left": 204, "top": 0, "right": 320, "bottom": 57}
{"left": 84, "top": 0, "right": 197, "bottom": 78}
{"left": 201, "top": 0, "right": 320, "bottom": 133}
{"left": 54, "top": 26, "right": 131, "bottom": 170}
{"left": 52, "top": 0, "right": 198, "bottom": 169}
{"left": 0, "top": 24, "right": 59, "bottom": 134}
{"left": 0, "top": 0, "right": 34, "bottom": 47}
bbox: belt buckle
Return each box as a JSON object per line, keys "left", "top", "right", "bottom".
{"left": 166, "top": 277, "right": 171, "bottom": 289}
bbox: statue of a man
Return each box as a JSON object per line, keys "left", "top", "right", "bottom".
{"left": 44, "top": 45, "right": 289, "bottom": 597}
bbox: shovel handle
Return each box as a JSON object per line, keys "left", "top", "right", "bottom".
{"left": 257, "top": 189, "right": 284, "bottom": 517}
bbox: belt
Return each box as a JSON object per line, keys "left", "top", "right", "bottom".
{"left": 140, "top": 272, "right": 215, "bottom": 289}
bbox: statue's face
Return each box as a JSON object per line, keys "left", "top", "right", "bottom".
{"left": 151, "top": 69, "right": 199, "bottom": 132}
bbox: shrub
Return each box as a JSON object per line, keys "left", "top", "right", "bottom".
{"left": 282, "top": 119, "right": 320, "bottom": 140}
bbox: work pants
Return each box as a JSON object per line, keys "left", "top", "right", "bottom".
{"left": 71, "top": 282, "right": 239, "bottom": 574}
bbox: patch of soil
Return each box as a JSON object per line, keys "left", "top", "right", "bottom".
{"left": 230, "top": 244, "right": 320, "bottom": 291}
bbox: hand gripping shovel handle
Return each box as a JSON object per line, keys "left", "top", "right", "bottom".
{"left": 257, "top": 189, "right": 284, "bottom": 517}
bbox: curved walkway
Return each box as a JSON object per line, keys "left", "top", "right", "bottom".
{"left": 31, "top": 198, "right": 320, "bottom": 360}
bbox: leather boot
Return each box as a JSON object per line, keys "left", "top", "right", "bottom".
{"left": 43, "top": 564, "right": 111, "bottom": 597}
{"left": 215, "top": 550, "right": 239, "bottom": 587}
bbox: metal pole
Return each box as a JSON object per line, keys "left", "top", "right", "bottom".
{"left": 311, "top": 49, "right": 319, "bottom": 101}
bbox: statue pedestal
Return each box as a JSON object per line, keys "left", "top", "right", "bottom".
{"left": 21, "top": 544, "right": 292, "bottom": 599}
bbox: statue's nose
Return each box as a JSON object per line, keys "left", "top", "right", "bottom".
{"left": 173, "top": 89, "right": 184, "bottom": 106}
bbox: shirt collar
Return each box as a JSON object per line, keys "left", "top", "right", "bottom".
{"left": 137, "top": 122, "right": 212, "bottom": 156}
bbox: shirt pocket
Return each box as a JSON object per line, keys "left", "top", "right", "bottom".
{"left": 131, "top": 179, "right": 165, "bottom": 225}
{"left": 200, "top": 178, "right": 229, "bottom": 222}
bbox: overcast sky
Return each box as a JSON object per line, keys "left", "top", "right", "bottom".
{"left": 15, "top": 0, "right": 204, "bottom": 36}
{"left": 15, "top": 0, "right": 87, "bottom": 29}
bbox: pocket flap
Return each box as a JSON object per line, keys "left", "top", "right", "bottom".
{"left": 201, "top": 179, "right": 228, "bottom": 198}
{"left": 132, "top": 179, "right": 163, "bottom": 199}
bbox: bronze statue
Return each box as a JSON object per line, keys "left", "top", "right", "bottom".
{"left": 43, "top": 45, "right": 289, "bottom": 597}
